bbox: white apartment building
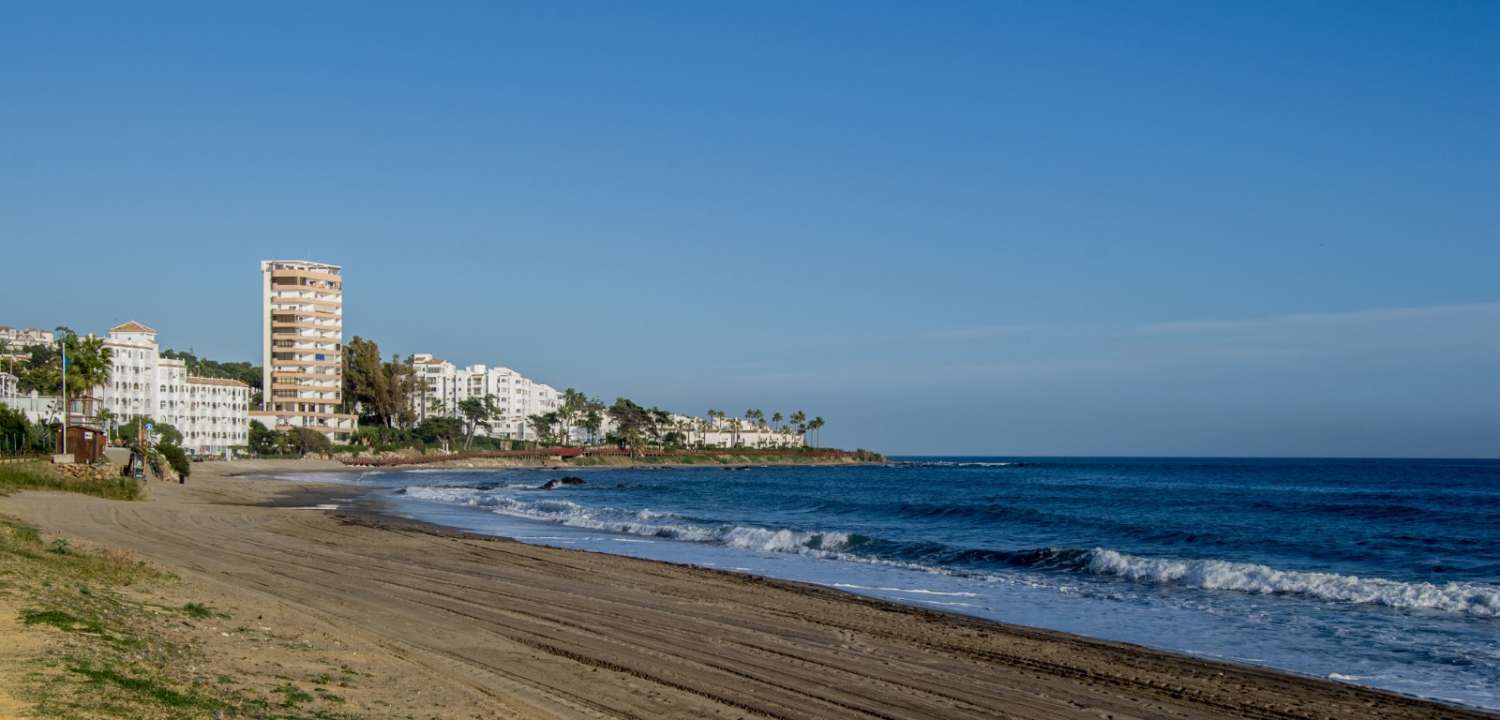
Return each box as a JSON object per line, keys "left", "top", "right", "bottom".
{"left": 0, "top": 326, "right": 55, "bottom": 348}
{"left": 0, "top": 371, "right": 16, "bottom": 398}
{"left": 255, "top": 260, "right": 355, "bottom": 440}
{"left": 97, "top": 321, "right": 250, "bottom": 456}
{"left": 409, "top": 354, "right": 562, "bottom": 441}
{"left": 595, "top": 412, "right": 805, "bottom": 449}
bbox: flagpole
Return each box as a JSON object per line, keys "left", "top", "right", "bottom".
{"left": 59, "top": 337, "right": 67, "bottom": 458}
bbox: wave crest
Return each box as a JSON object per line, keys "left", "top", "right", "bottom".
{"left": 397, "top": 484, "right": 1500, "bottom": 618}
{"left": 1081, "top": 548, "right": 1500, "bottom": 617}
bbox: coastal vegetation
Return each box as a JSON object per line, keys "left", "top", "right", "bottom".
{"left": 341, "top": 336, "right": 417, "bottom": 430}
{"left": 0, "top": 404, "right": 54, "bottom": 457}
{"left": 0, "top": 462, "right": 142, "bottom": 501}
{"left": 247, "top": 420, "right": 332, "bottom": 458}
{"left": 0, "top": 512, "right": 363, "bottom": 719}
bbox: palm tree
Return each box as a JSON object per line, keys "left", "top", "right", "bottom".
{"left": 559, "top": 388, "right": 588, "bottom": 446}
{"left": 771, "top": 412, "right": 783, "bottom": 431}
{"left": 790, "top": 410, "right": 807, "bottom": 444}
{"left": 50, "top": 334, "right": 112, "bottom": 421}
{"left": 808, "top": 416, "right": 825, "bottom": 448}
{"left": 707, "top": 408, "right": 723, "bottom": 447}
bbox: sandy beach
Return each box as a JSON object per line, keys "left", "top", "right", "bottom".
{"left": 1, "top": 459, "right": 1491, "bottom": 720}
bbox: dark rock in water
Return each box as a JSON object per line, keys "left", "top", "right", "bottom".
{"left": 540, "top": 476, "right": 587, "bottom": 490}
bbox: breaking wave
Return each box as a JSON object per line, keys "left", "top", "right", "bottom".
{"left": 399, "top": 485, "right": 1500, "bottom": 618}
{"left": 400, "top": 485, "right": 852, "bottom": 553}
{"left": 1078, "top": 549, "right": 1500, "bottom": 618}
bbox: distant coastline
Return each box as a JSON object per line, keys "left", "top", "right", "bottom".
{"left": 334, "top": 446, "right": 887, "bottom": 470}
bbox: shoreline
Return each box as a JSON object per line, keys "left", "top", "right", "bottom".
{"left": 3, "top": 458, "right": 1494, "bottom": 719}
{"left": 327, "top": 473, "right": 1500, "bottom": 716}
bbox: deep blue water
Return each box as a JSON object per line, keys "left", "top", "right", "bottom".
{"left": 282, "top": 457, "right": 1500, "bottom": 709}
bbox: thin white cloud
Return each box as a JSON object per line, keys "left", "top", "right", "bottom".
{"left": 931, "top": 301, "right": 1500, "bottom": 342}
{"left": 1135, "top": 301, "right": 1500, "bottom": 336}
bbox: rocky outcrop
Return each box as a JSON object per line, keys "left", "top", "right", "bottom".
{"left": 540, "top": 476, "right": 586, "bottom": 490}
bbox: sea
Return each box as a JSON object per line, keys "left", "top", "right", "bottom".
{"left": 278, "top": 457, "right": 1500, "bottom": 710}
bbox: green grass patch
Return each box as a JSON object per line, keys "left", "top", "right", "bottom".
{"left": 274, "top": 682, "right": 315, "bottom": 707}
{"left": 68, "top": 662, "right": 223, "bottom": 712}
{"left": 20, "top": 609, "right": 105, "bottom": 635}
{"left": 0, "top": 462, "right": 143, "bottom": 500}
{"left": 1, "top": 516, "right": 41, "bottom": 545}
{"left": 181, "top": 601, "right": 228, "bottom": 619}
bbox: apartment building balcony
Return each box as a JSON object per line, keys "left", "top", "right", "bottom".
{"left": 269, "top": 295, "right": 341, "bottom": 309}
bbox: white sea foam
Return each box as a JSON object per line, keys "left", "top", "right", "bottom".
{"left": 402, "top": 485, "right": 853, "bottom": 557}
{"left": 723, "top": 526, "right": 850, "bottom": 553}
{"left": 1082, "top": 548, "right": 1500, "bottom": 617}
{"left": 398, "top": 485, "right": 1500, "bottom": 619}
{"left": 881, "top": 588, "right": 979, "bottom": 597}
{"left": 920, "top": 600, "right": 981, "bottom": 608}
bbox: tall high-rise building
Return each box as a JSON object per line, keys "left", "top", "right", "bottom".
{"left": 252, "top": 260, "right": 355, "bottom": 440}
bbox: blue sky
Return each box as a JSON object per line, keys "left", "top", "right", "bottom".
{"left": 2, "top": 2, "right": 1496, "bottom": 456}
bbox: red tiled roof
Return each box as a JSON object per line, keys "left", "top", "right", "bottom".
{"left": 110, "top": 320, "right": 157, "bottom": 334}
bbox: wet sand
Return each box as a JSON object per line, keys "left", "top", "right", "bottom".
{"left": 2, "top": 459, "right": 1491, "bottom": 719}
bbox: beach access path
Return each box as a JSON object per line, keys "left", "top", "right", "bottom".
{"left": 1, "top": 459, "right": 1490, "bottom": 720}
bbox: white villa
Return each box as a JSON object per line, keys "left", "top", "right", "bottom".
{"left": 98, "top": 321, "right": 250, "bottom": 456}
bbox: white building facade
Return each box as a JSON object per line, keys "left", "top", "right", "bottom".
{"left": 409, "top": 354, "right": 562, "bottom": 441}
{"left": 97, "top": 321, "right": 250, "bottom": 456}
{"left": 409, "top": 353, "right": 804, "bottom": 449}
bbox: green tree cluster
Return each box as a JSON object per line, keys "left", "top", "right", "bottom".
{"left": 605, "top": 398, "right": 674, "bottom": 455}
{"left": 458, "top": 394, "right": 499, "bottom": 449}
{"left": 343, "top": 337, "right": 417, "bottom": 430}
{"left": 0, "top": 404, "right": 54, "bottom": 456}
{"left": 245, "top": 419, "right": 332, "bottom": 458}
